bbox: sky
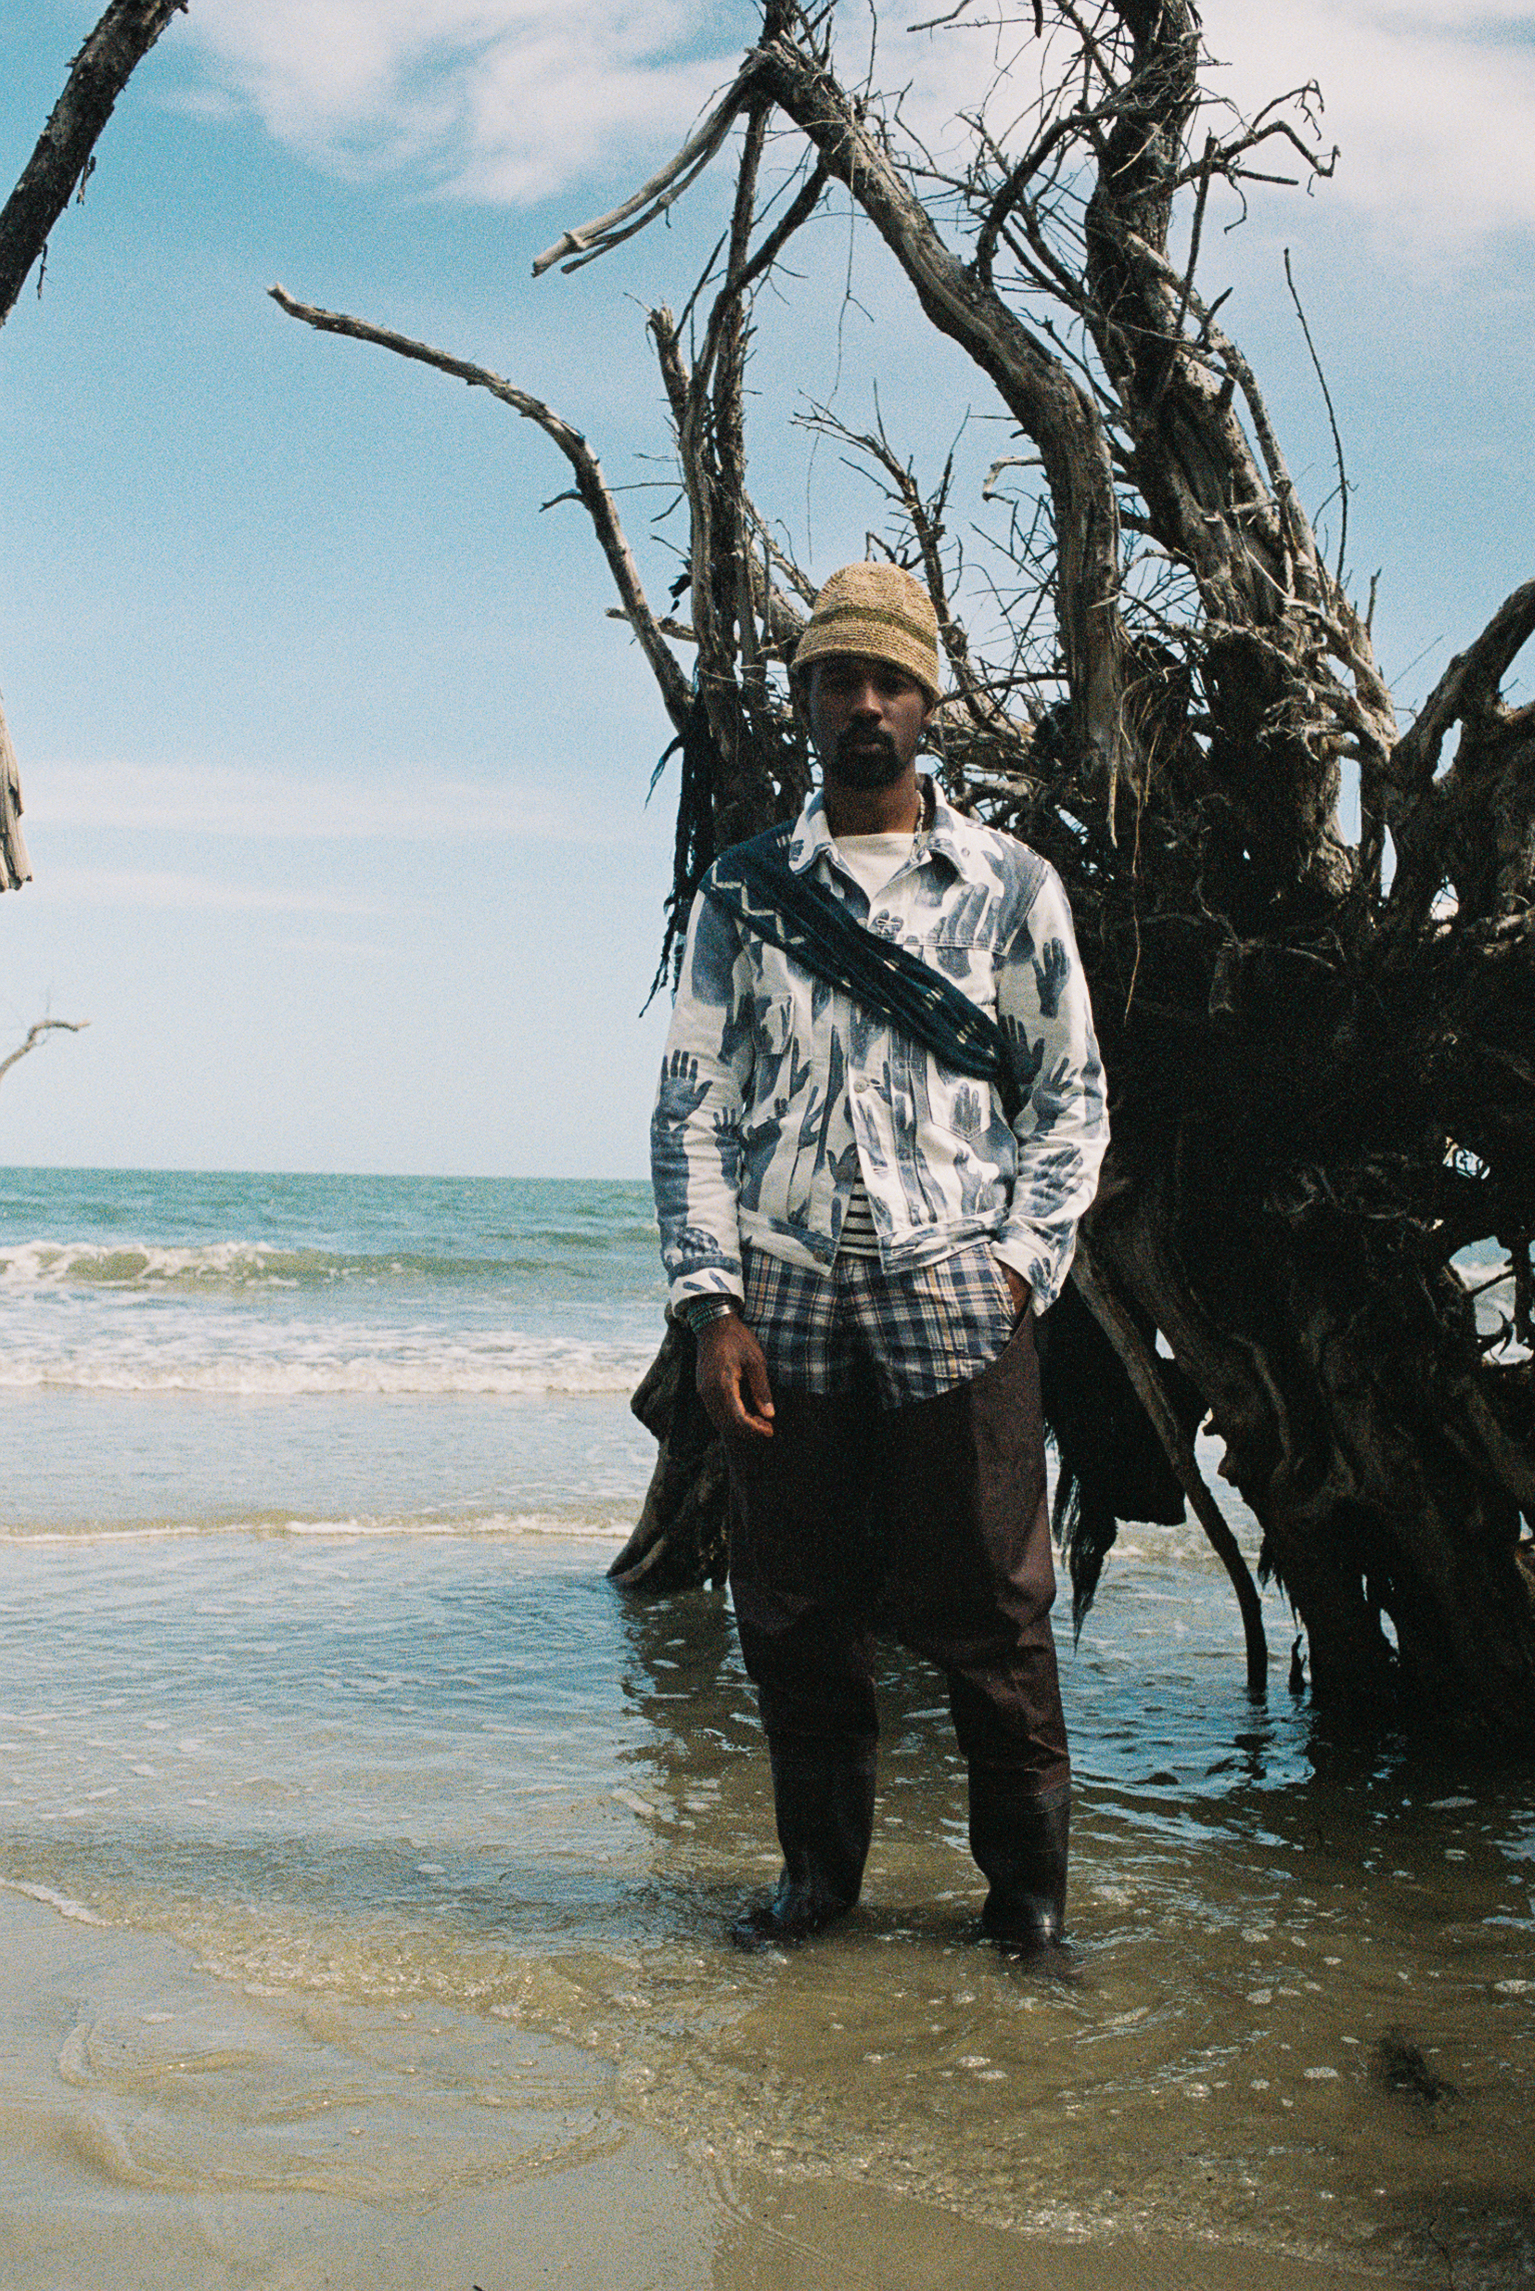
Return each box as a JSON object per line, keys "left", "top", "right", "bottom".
{"left": 0, "top": 0, "right": 1531, "bottom": 1178}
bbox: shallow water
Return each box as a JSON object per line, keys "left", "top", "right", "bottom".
{"left": 1, "top": 1172, "right": 1532, "bottom": 2286}
{"left": 2, "top": 1527, "right": 1533, "bottom": 2285}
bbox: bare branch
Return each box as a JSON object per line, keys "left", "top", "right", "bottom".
{"left": 531, "top": 63, "right": 764, "bottom": 278}
{"left": 1284, "top": 248, "right": 1348, "bottom": 585}
{"left": 1172, "top": 95, "right": 1337, "bottom": 193}
{"left": 0, "top": 0, "right": 189, "bottom": 329}
{"left": 647, "top": 305, "right": 692, "bottom": 434}
{"left": 608, "top": 609, "right": 698, "bottom": 647}
{"left": 0, "top": 1017, "right": 89, "bottom": 1087}
{"left": 753, "top": 27, "right": 1130, "bottom": 809}
{"left": 268, "top": 285, "right": 690, "bottom": 730}
{"left": 982, "top": 454, "right": 1043, "bottom": 499}
{"left": 1117, "top": 228, "right": 1309, "bottom": 592}
{"left": 694, "top": 157, "right": 831, "bottom": 391}
{"left": 974, "top": 109, "right": 1092, "bottom": 288}
{"left": 1390, "top": 581, "right": 1535, "bottom": 796}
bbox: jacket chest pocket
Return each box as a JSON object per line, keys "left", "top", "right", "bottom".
{"left": 912, "top": 927, "right": 1001, "bottom": 1004}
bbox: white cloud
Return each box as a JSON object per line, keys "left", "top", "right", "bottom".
{"left": 24, "top": 761, "right": 651, "bottom": 846}
{"left": 142, "top": 0, "right": 1535, "bottom": 243}
{"left": 826, "top": 0, "right": 1535, "bottom": 252}
{"left": 36, "top": 869, "right": 388, "bottom": 914}
{"left": 282, "top": 936, "right": 393, "bottom": 958}
{"left": 1197, "top": 0, "right": 1535, "bottom": 248}
{"left": 181, "top": 0, "right": 752, "bottom": 205}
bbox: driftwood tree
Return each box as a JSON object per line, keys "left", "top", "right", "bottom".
{"left": 277, "top": 1, "right": 1535, "bottom": 1742}
{"left": 0, "top": 0, "right": 192, "bottom": 892}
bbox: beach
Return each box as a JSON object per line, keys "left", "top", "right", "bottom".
{"left": 1, "top": 1169, "right": 1531, "bottom": 2287}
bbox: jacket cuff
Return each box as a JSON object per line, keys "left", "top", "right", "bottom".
{"left": 668, "top": 1271, "right": 745, "bottom": 1314}
{"left": 990, "top": 1230, "right": 1067, "bottom": 1314}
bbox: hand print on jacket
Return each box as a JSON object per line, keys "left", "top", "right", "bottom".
{"left": 651, "top": 784, "right": 1109, "bottom": 1312}
{"left": 1033, "top": 936, "right": 1073, "bottom": 1019}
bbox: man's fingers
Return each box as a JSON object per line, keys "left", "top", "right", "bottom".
{"left": 695, "top": 1320, "right": 775, "bottom": 1439}
{"left": 735, "top": 1326, "right": 775, "bottom": 1434}
{"left": 704, "top": 1378, "right": 773, "bottom": 1440}
{"left": 744, "top": 1348, "right": 775, "bottom": 1421}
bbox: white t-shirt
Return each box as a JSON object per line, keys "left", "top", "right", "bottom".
{"left": 832, "top": 829, "right": 916, "bottom": 906}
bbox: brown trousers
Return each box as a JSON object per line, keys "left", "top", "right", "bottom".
{"left": 726, "top": 1315, "right": 1069, "bottom": 1792}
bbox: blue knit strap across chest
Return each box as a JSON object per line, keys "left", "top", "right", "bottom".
{"left": 701, "top": 823, "right": 1010, "bottom": 1088}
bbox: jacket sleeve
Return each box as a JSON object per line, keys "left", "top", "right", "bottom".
{"left": 989, "top": 862, "right": 1109, "bottom": 1312}
{"left": 650, "top": 885, "right": 754, "bottom": 1310}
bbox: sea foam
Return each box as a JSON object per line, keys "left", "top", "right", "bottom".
{"left": 0, "top": 1325, "right": 652, "bottom": 1398}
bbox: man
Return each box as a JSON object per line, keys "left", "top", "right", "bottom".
{"left": 651, "top": 561, "right": 1108, "bottom": 1953}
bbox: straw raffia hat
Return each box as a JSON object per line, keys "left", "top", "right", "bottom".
{"left": 792, "top": 562, "right": 941, "bottom": 704}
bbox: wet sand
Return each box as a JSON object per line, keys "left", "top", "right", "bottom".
{"left": 0, "top": 1889, "right": 1381, "bottom": 2291}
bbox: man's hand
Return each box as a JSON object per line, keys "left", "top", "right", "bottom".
{"left": 1000, "top": 1264, "right": 1032, "bottom": 1320}
{"left": 696, "top": 1313, "right": 776, "bottom": 1439}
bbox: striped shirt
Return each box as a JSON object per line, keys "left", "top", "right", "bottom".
{"left": 831, "top": 831, "right": 915, "bottom": 1262}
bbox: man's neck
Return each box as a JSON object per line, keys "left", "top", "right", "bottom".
{"left": 822, "top": 769, "right": 925, "bottom": 840}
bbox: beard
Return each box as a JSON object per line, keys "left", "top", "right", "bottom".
{"left": 825, "top": 731, "right": 907, "bottom": 790}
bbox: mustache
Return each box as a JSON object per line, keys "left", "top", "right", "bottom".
{"left": 834, "top": 725, "right": 896, "bottom": 761}
{"left": 826, "top": 744, "right": 906, "bottom": 790}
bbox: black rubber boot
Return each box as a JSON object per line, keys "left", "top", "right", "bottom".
{"left": 731, "top": 1736, "right": 877, "bottom": 1950}
{"left": 968, "top": 1771, "right": 1070, "bottom": 1953}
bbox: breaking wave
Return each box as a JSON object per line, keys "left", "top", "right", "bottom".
{"left": 0, "top": 1237, "right": 643, "bottom": 1295}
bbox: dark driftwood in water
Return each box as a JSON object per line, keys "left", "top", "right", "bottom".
{"left": 571, "top": 7, "right": 1534, "bottom": 1737}
{"left": 281, "top": 1, "right": 1535, "bottom": 1738}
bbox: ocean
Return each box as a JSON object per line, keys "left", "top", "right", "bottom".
{"left": 0, "top": 1167, "right": 1531, "bottom": 2289}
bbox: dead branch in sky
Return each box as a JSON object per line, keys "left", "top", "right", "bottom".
{"left": 0, "top": 0, "right": 193, "bottom": 893}
{"left": 0, "top": 0, "right": 189, "bottom": 329}
{"left": 0, "top": 1016, "right": 90, "bottom": 1087}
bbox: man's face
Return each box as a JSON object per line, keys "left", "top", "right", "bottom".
{"left": 805, "top": 653, "right": 935, "bottom": 790}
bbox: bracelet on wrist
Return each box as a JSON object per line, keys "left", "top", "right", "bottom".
{"left": 680, "top": 1295, "right": 738, "bottom": 1336}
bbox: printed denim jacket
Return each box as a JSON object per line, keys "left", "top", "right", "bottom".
{"left": 651, "top": 784, "right": 1108, "bottom": 1313}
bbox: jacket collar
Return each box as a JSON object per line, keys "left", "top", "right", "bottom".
{"left": 786, "top": 778, "right": 971, "bottom": 877}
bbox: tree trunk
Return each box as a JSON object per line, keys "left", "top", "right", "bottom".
{"left": 1092, "top": 1172, "right": 1535, "bottom": 1727}
{"left": 276, "top": 1, "right": 1535, "bottom": 1744}
{"left": 0, "top": 695, "right": 33, "bottom": 892}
